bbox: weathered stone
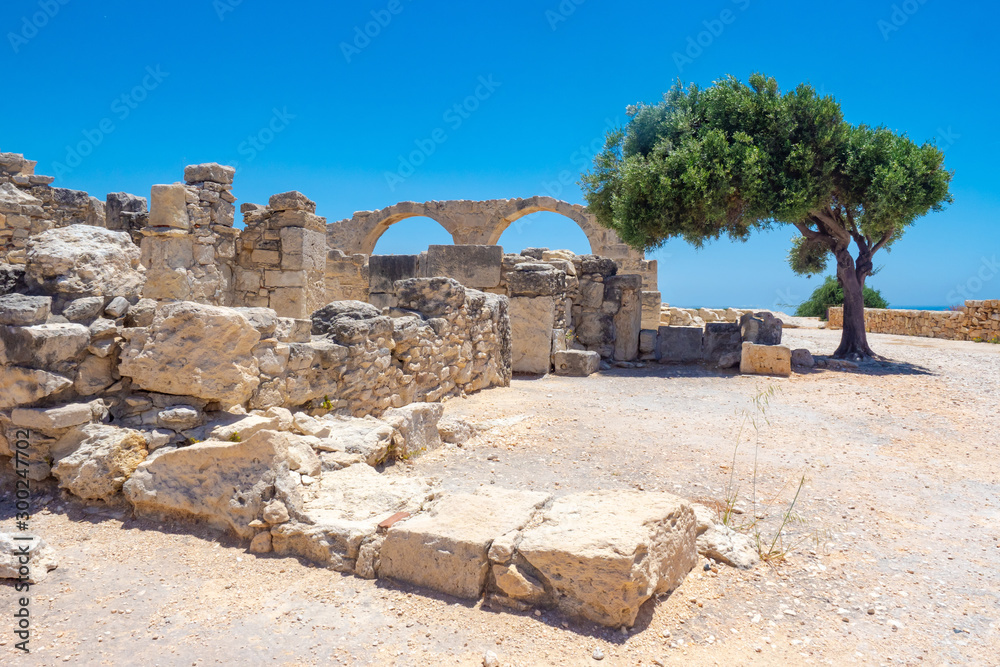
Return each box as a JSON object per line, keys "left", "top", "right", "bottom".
{"left": 552, "top": 350, "right": 600, "bottom": 377}
{"left": 61, "top": 297, "right": 105, "bottom": 323}
{"left": 104, "top": 296, "right": 130, "bottom": 318}
{"left": 124, "top": 429, "right": 307, "bottom": 538}
{"left": 75, "top": 354, "right": 116, "bottom": 395}
{"left": 437, "top": 417, "right": 475, "bottom": 445}
{"left": 380, "top": 488, "right": 550, "bottom": 599}
{"left": 0, "top": 322, "right": 90, "bottom": 368}
{"left": 0, "top": 534, "right": 58, "bottom": 584}
{"left": 26, "top": 225, "right": 145, "bottom": 298}
{"left": 311, "top": 301, "right": 381, "bottom": 337}
{"left": 380, "top": 403, "right": 444, "bottom": 458}
{"left": 0, "top": 293, "right": 51, "bottom": 325}
{"left": 608, "top": 276, "right": 641, "bottom": 361}
{"left": 234, "top": 307, "right": 279, "bottom": 338}
{"left": 717, "top": 351, "right": 741, "bottom": 369}
{"left": 0, "top": 366, "right": 72, "bottom": 408}
{"left": 493, "top": 563, "right": 546, "bottom": 603}
{"left": 740, "top": 312, "right": 783, "bottom": 346}
{"left": 249, "top": 532, "right": 272, "bottom": 554}
{"left": 51, "top": 424, "right": 148, "bottom": 501}
{"left": 424, "top": 245, "right": 502, "bottom": 289}
{"left": 275, "top": 317, "right": 312, "bottom": 343}
{"left": 119, "top": 301, "right": 261, "bottom": 406}
{"left": 125, "top": 298, "right": 156, "bottom": 328}
{"left": 11, "top": 403, "right": 92, "bottom": 430}
{"left": 395, "top": 277, "right": 466, "bottom": 318}
{"left": 740, "top": 342, "right": 791, "bottom": 377}
{"left": 262, "top": 499, "right": 290, "bottom": 525}
{"left": 791, "top": 348, "right": 815, "bottom": 368}
{"left": 184, "top": 163, "right": 236, "bottom": 185}
{"left": 703, "top": 322, "right": 742, "bottom": 363}
{"left": 313, "top": 416, "right": 396, "bottom": 466}
{"left": 208, "top": 414, "right": 280, "bottom": 443}
{"left": 691, "top": 504, "right": 759, "bottom": 570}
{"left": 510, "top": 296, "right": 554, "bottom": 374}
{"left": 272, "top": 464, "right": 434, "bottom": 571}
{"left": 657, "top": 326, "right": 702, "bottom": 363}
{"left": 638, "top": 329, "right": 658, "bottom": 355}
{"left": 517, "top": 491, "right": 697, "bottom": 627}
{"left": 369, "top": 254, "right": 421, "bottom": 293}
{"left": 149, "top": 183, "right": 191, "bottom": 229}
{"left": 507, "top": 267, "right": 565, "bottom": 297}
{"left": 157, "top": 406, "right": 202, "bottom": 430}
{"left": 268, "top": 191, "right": 316, "bottom": 213}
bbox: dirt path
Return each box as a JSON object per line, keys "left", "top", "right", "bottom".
{"left": 2, "top": 329, "right": 999, "bottom": 665}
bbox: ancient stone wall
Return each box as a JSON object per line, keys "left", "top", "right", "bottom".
{"left": 828, "top": 301, "right": 1000, "bottom": 341}
{"left": 235, "top": 192, "right": 328, "bottom": 318}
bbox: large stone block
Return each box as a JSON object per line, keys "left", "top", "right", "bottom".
{"left": 51, "top": 424, "right": 148, "bottom": 501}
{"left": 553, "top": 350, "right": 600, "bottom": 377}
{"left": 507, "top": 266, "right": 565, "bottom": 297}
{"left": 740, "top": 311, "right": 783, "bottom": 345}
{"left": 279, "top": 227, "right": 326, "bottom": 271}
{"left": 640, "top": 291, "right": 662, "bottom": 330}
{"left": 12, "top": 403, "right": 92, "bottom": 430}
{"left": 703, "top": 322, "right": 742, "bottom": 363}
{"left": 369, "top": 254, "right": 422, "bottom": 293}
{"left": 517, "top": 491, "right": 697, "bottom": 628}
{"left": 0, "top": 294, "right": 51, "bottom": 326}
{"left": 268, "top": 191, "right": 316, "bottom": 213}
{"left": 1, "top": 322, "right": 90, "bottom": 368}
{"left": 379, "top": 488, "right": 550, "bottom": 599}
{"left": 609, "top": 276, "right": 641, "bottom": 361}
{"left": 149, "top": 183, "right": 190, "bottom": 229}
{"left": 26, "top": 226, "right": 145, "bottom": 298}
{"left": 119, "top": 301, "right": 261, "bottom": 406}
{"left": 657, "top": 326, "right": 702, "bottom": 363}
{"left": 184, "top": 163, "right": 236, "bottom": 185}
{"left": 423, "top": 245, "right": 502, "bottom": 289}
{"left": 0, "top": 366, "right": 72, "bottom": 409}
{"left": 510, "top": 296, "right": 554, "bottom": 374}
{"left": 740, "top": 342, "right": 791, "bottom": 377}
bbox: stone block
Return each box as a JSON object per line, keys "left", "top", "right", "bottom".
{"left": 0, "top": 294, "right": 51, "bottom": 326}
{"left": 369, "top": 254, "right": 421, "bottom": 293}
{"left": 12, "top": 403, "right": 93, "bottom": 430}
{"left": 423, "top": 245, "right": 502, "bottom": 289}
{"left": 516, "top": 490, "right": 697, "bottom": 627}
{"left": 379, "top": 487, "right": 550, "bottom": 599}
{"left": 609, "top": 276, "right": 641, "bottom": 361}
{"left": 0, "top": 366, "right": 73, "bottom": 409}
{"left": 740, "top": 311, "right": 783, "bottom": 345}
{"left": 703, "top": 322, "right": 741, "bottom": 363}
{"left": 658, "top": 326, "right": 702, "bottom": 363}
{"left": 268, "top": 191, "right": 316, "bottom": 213}
{"left": 639, "top": 329, "right": 658, "bottom": 355}
{"left": 1, "top": 322, "right": 90, "bottom": 368}
{"left": 184, "top": 163, "right": 235, "bottom": 185}
{"left": 507, "top": 266, "right": 565, "bottom": 297}
{"left": 368, "top": 292, "right": 398, "bottom": 310}
{"left": 510, "top": 296, "right": 554, "bottom": 374}
{"left": 641, "top": 291, "right": 662, "bottom": 330}
{"left": 269, "top": 210, "right": 326, "bottom": 232}
{"left": 280, "top": 227, "right": 326, "bottom": 271}
{"left": 553, "top": 350, "right": 600, "bottom": 377}
{"left": 149, "top": 184, "right": 190, "bottom": 229}
{"left": 270, "top": 287, "right": 308, "bottom": 319}
{"left": 264, "top": 270, "right": 307, "bottom": 288}
{"left": 791, "top": 348, "right": 815, "bottom": 368}
{"left": 740, "top": 342, "right": 791, "bottom": 377}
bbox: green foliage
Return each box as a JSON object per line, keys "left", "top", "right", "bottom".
{"left": 795, "top": 276, "right": 889, "bottom": 318}
{"left": 228, "top": 432, "right": 241, "bottom": 442}
{"left": 581, "top": 73, "right": 953, "bottom": 260}
{"left": 321, "top": 395, "right": 333, "bottom": 411}
{"left": 787, "top": 236, "right": 830, "bottom": 277}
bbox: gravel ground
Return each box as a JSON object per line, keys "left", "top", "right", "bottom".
{"left": 2, "top": 328, "right": 998, "bottom": 666}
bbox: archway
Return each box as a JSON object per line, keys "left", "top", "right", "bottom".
{"left": 495, "top": 211, "right": 593, "bottom": 256}
{"left": 366, "top": 213, "right": 456, "bottom": 255}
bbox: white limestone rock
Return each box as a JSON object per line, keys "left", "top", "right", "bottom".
{"left": 50, "top": 424, "right": 148, "bottom": 501}
{"left": 119, "top": 301, "right": 261, "bottom": 406}
{"left": 25, "top": 225, "right": 144, "bottom": 298}
{"left": 0, "top": 534, "right": 58, "bottom": 584}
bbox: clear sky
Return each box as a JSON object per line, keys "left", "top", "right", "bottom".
{"left": 3, "top": 0, "right": 997, "bottom": 309}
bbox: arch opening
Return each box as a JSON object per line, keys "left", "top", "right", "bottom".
{"left": 367, "top": 214, "right": 456, "bottom": 255}
{"left": 494, "top": 210, "right": 595, "bottom": 256}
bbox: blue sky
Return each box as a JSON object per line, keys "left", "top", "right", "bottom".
{"left": 3, "top": 0, "right": 997, "bottom": 308}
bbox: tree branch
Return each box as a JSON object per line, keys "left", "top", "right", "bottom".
{"left": 871, "top": 230, "right": 893, "bottom": 255}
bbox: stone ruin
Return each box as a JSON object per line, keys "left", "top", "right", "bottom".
{"left": 0, "top": 151, "right": 762, "bottom": 628}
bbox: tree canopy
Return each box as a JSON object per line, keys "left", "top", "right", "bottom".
{"left": 582, "top": 73, "right": 953, "bottom": 357}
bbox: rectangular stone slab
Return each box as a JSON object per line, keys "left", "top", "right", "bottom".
{"left": 379, "top": 487, "right": 550, "bottom": 599}
{"left": 516, "top": 490, "right": 697, "bottom": 627}
{"left": 424, "top": 245, "right": 502, "bottom": 289}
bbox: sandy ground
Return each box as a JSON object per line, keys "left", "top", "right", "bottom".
{"left": 2, "top": 328, "right": 999, "bottom": 666}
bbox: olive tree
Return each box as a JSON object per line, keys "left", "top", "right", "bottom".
{"left": 582, "top": 73, "right": 952, "bottom": 358}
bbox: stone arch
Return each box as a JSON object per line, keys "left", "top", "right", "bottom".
{"left": 483, "top": 196, "right": 611, "bottom": 255}
{"left": 328, "top": 202, "right": 460, "bottom": 256}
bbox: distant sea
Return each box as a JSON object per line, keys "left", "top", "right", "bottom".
{"left": 892, "top": 306, "right": 951, "bottom": 311}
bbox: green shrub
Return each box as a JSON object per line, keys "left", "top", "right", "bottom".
{"left": 795, "top": 276, "right": 889, "bottom": 319}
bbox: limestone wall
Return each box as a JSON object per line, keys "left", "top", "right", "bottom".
{"left": 828, "top": 301, "right": 1000, "bottom": 341}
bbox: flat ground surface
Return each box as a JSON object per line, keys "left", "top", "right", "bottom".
{"left": 2, "top": 328, "right": 999, "bottom": 666}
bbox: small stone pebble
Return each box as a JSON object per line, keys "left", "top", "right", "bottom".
{"left": 592, "top": 648, "right": 604, "bottom": 661}
{"left": 482, "top": 650, "right": 499, "bottom": 667}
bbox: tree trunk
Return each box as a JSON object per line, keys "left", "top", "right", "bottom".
{"left": 833, "top": 255, "right": 875, "bottom": 359}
